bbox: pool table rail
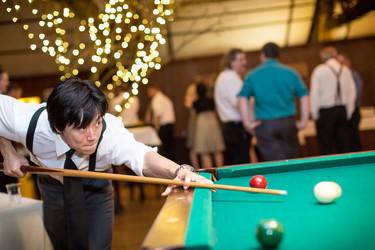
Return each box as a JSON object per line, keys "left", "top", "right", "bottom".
{"left": 217, "top": 151, "right": 375, "bottom": 179}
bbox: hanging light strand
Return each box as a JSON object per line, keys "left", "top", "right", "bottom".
{"left": 0, "top": 0, "right": 174, "bottom": 113}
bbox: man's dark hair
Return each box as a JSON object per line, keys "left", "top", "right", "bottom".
{"left": 261, "top": 42, "right": 279, "bottom": 58}
{"left": 222, "top": 48, "right": 244, "bottom": 69}
{"left": 47, "top": 78, "right": 108, "bottom": 133}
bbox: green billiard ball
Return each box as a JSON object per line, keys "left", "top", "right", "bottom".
{"left": 256, "top": 219, "right": 284, "bottom": 248}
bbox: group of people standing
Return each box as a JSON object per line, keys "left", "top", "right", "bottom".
{"left": 186, "top": 42, "right": 362, "bottom": 168}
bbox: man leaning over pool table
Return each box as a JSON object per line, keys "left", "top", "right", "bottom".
{"left": 0, "top": 78, "right": 212, "bottom": 250}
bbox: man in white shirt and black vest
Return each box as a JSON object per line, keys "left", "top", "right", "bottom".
{"left": 0, "top": 78, "right": 211, "bottom": 250}
{"left": 310, "top": 46, "right": 356, "bottom": 155}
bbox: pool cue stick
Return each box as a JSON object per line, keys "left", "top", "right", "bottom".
{"left": 0, "top": 164, "right": 287, "bottom": 196}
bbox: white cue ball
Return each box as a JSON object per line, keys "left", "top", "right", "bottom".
{"left": 313, "top": 181, "right": 342, "bottom": 204}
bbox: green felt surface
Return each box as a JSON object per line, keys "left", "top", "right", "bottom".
{"left": 185, "top": 152, "right": 375, "bottom": 250}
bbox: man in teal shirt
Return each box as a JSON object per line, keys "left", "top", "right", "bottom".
{"left": 238, "top": 42, "right": 309, "bottom": 161}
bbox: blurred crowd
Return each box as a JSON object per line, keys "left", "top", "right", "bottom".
{"left": 183, "top": 43, "right": 362, "bottom": 168}
{"left": 0, "top": 42, "right": 363, "bottom": 170}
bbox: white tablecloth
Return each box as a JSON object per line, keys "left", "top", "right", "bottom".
{"left": 128, "top": 126, "right": 161, "bottom": 146}
{"left": 298, "top": 116, "right": 375, "bottom": 145}
{"left": 0, "top": 193, "right": 52, "bottom": 250}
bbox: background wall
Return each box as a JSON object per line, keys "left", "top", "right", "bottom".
{"left": 12, "top": 37, "right": 375, "bottom": 136}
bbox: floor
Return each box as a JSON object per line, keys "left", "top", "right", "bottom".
{"left": 112, "top": 183, "right": 166, "bottom": 250}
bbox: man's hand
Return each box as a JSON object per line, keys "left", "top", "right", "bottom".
{"left": 142, "top": 153, "right": 213, "bottom": 196}
{"left": 296, "top": 120, "right": 307, "bottom": 130}
{"left": 3, "top": 151, "right": 28, "bottom": 177}
{"left": 243, "top": 120, "right": 261, "bottom": 135}
{"left": 161, "top": 168, "right": 213, "bottom": 196}
{"left": 0, "top": 137, "right": 29, "bottom": 177}
{"left": 0, "top": 138, "right": 29, "bottom": 178}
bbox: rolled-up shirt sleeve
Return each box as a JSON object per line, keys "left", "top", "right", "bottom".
{"left": 238, "top": 75, "right": 254, "bottom": 99}
{"left": 103, "top": 114, "right": 156, "bottom": 176}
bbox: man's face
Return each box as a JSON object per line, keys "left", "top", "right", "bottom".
{"left": 61, "top": 115, "right": 103, "bottom": 156}
{"left": 231, "top": 52, "right": 248, "bottom": 74}
{"left": 0, "top": 72, "right": 9, "bottom": 93}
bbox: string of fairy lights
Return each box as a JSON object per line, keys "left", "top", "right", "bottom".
{"left": 1, "top": 0, "right": 174, "bottom": 115}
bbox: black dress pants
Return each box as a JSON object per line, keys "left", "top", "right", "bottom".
{"left": 0, "top": 172, "right": 17, "bottom": 192}
{"left": 316, "top": 106, "right": 352, "bottom": 155}
{"left": 348, "top": 107, "right": 362, "bottom": 151}
{"left": 37, "top": 176, "right": 114, "bottom": 250}
{"left": 0, "top": 155, "right": 18, "bottom": 193}
{"left": 222, "top": 122, "right": 251, "bottom": 165}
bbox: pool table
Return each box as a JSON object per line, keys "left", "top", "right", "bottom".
{"left": 143, "top": 151, "right": 375, "bottom": 250}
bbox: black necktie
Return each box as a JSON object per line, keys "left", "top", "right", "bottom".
{"left": 63, "top": 149, "right": 89, "bottom": 250}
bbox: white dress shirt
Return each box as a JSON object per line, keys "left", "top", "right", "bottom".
{"left": 214, "top": 69, "right": 243, "bottom": 122}
{"left": 0, "top": 95, "right": 155, "bottom": 180}
{"left": 151, "top": 92, "right": 175, "bottom": 125}
{"left": 310, "top": 58, "right": 356, "bottom": 120}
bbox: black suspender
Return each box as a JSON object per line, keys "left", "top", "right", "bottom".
{"left": 26, "top": 106, "right": 107, "bottom": 172}
{"left": 326, "top": 64, "right": 343, "bottom": 104}
{"left": 88, "top": 120, "right": 106, "bottom": 171}
{"left": 26, "top": 106, "right": 46, "bottom": 154}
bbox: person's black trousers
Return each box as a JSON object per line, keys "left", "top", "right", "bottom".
{"left": 316, "top": 106, "right": 352, "bottom": 155}
{"left": 255, "top": 116, "right": 299, "bottom": 162}
{"left": 37, "top": 176, "right": 114, "bottom": 250}
{"left": 158, "top": 123, "right": 175, "bottom": 160}
{"left": 222, "top": 122, "right": 251, "bottom": 165}
{"left": 349, "top": 107, "right": 362, "bottom": 151}
{"left": 0, "top": 154, "right": 18, "bottom": 193}
{"left": 0, "top": 173, "right": 17, "bottom": 192}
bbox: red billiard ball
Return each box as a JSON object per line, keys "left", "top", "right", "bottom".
{"left": 250, "top": 175, "right": 267, "bottom": 188}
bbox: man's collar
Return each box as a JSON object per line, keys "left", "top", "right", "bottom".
{"left": 54, "top": 133, "right": 71, "bottom": 157}
{"left": 226, "top": 68, "right": 242, "bottom": 78}
{"left": 264, "top": 58, "right": 278, "bottom": 64}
